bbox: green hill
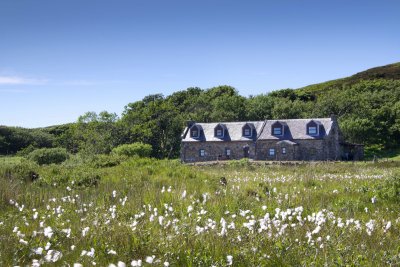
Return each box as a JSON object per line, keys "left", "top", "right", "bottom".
{"left": 298, "top": 62, "right": 400, "bottom": 94}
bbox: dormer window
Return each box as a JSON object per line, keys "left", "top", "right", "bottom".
{"left": 190, "top": 125, "right": 200, "bottom": 138}
{"left": 273, "top": 127, "right": 282, "bottom": 135}
{"left": 214, "top": 124, "right": 225, "bottom": 138}
{"left": 242, "top": 123, "right": 253, "bottom": 137}
{"left": 307, "top": 120, "right": 320, "bottom": 136}
{"left": 308, "top": 126, "right": 317, "bottom": 135}
{"left": 271, "top": 121, "right": 284, "bottom": 136}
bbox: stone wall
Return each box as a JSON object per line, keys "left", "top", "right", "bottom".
{"left": 255, "top": 137, "right": 341, "bottom": 161}
{"left": 181, "top": 141, "right": 255, "bottom": 162}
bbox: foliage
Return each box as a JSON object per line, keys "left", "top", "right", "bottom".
{"left": 89, "top": 154, "right": 127, "bottom": 168}
{"left": 27, "top": 147, "right": 69, "bottom": 165}
{"left": 1, "top": 63, "right": 400, "bottom": 158}
{"left": 0, "top": 157, "right": 39, "bottom": 182}
{"left": 0, "top": 126, "right": 55, "bottom": 155}
{"left": 377, "top": 170, "right": 400, "bottom": 202}
{"left": 112, "top": 142, "right": 152, "bottom": 158}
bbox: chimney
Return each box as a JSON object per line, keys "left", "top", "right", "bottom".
{"left": 186, "top": 120, "right": 195, "bottom": 128}
{"left": 330, "top": 114, "right": 337, "bottom": 122}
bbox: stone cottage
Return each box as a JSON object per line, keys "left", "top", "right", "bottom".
{"left": 180, "top": 116, "right": 364, "bottom": 162}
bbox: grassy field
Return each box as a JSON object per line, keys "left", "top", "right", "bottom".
{"left": 1, "top": 156, "right": 400, "bottom": 266}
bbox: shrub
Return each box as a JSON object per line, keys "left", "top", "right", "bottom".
{"left": 27, "top": 147, "right": 69, "bottom": 165}
{"left": 112, "top": 143, "right": 152, "bottom": 158}
{"left": 90, "top": 154, "right": 127, "bottom": 168}
{"left": 0, "top": 158, "right": 39, "bottom": 182}
{"left": 378, "top": 170, "right": 400, "bottom": 202}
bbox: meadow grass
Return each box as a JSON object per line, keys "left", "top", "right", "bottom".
{"left": 1, "top": 157, "right": 400, "bottom": 266}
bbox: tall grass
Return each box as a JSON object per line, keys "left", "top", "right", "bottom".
{"left": 0, "top": 157, "right": 399, "bottom": 266}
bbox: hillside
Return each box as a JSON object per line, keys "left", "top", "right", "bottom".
{"left": 297, "top": 62, "right": 400, "bottom": 94}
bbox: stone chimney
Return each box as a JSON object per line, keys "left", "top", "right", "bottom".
{"left": 330, "top": 114, "right": 338, "bottom": 122}
{"left": 186, "top": 120, "right": 195, "bottom": 128}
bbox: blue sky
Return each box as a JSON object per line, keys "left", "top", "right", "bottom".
{"left": 1, "top": 0, "right": 399, "bottom": 128}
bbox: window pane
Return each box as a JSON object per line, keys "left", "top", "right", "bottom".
{"left": 226, "top": 149, "right": 231, "bottom": 156}
{"left": 216, "top": 129, "right": 222, "bottom": 136}
{"left": 273, "top": 127, "right": 282, "bottom": 135}
{"left": 308, "top": 126, "right": 317, "bottom": 135}
{"left": 282, "top": 147, "right": 286, "bottom": 154}
{"left": 191, "top": 130, "right": 198, "bottom": 137}
{"left": 269, "top": 148, "right": 275, "bottom": 156}
{"left": 244, "top": 128, "right": 250, "bottom": 136}
{"left": 200, "top": 149, "right": 205, "bottom": 156}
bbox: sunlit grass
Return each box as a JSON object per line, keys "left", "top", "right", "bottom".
{"left": 0, "top": 158, "right": 400, "bottom": 266}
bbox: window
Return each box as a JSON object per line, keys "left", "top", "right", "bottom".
{"left": 308, "top": 126, "right": 317, "bottom": 135}
{"left": 244, "top": 128, "right": 251, "bottom": 136}
{"left": 273, "top": 127, "right": 282, "bottom": 135}
{"left": 282, "top": 147, "right": 286, "bottom": 154}
{"left": 269, "top": 148, "right": 275, "bottom": 156}
{"left": 226, "top": 149, "right": 231, "bottom": 156}
{"left": 191, "top": 129, "right": 198, "bottom": 138}
{"left": 199, "top": 149, "right": 205, "bottom": 157}
{"left": 216, "top": 129, "right": 223, "bottom": 137}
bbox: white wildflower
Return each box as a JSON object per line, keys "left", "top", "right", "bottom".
{"left": 32, "top": 259, "right": 41, "bottom": 267}
{"left": 82, "top": 226, "right": 90, "bottom": 237}
{"left": 227, "top": 255, "right": 233, "bottom": 266}
{"left": 44, "top": 250, "right": 62, "bottom": 262}
{"left": 145, "top": 255, "right": 155, "bottom": 264}
{"left": 34, "top": 247, "right": 43, "bottom": 255}
{"left": 366, "top": 220, "right": 375, "bottom": 236}
{"left": 187, "top": 205, "right": 193, "bottom": 213}
{"left": 44, "top": 226, "right": 53, "bottom": 238}
{"left": 384, "top": 221, "right": 392, "bottom": 232}
{"left": 108, "top": 249, "right": 117, "bottom": 255}
{"left": 131, "top": 260, "right": 142, "bottom": 266}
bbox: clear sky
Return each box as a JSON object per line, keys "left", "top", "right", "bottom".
{"left": 0, "top": 0, "right": 399, "bottom": 128}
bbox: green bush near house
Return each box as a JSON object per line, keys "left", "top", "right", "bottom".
{"left": 0, "top": 158, "right": 39, "bottom": 182}
{"left": 27, "top": 147, "right": 69, "bottom": 165}
{"left": 112, "top": 142, "right": 152, "bottom": 158}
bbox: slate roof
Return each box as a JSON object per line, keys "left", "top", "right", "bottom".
{"left": 257, "top": 118, "right": 333, "bottom": 140}
{"left": 182, "top": 118, "right": 334, "bottom": 142}
{"left": 182, "top": 121, "right": 265, "bottom": 142}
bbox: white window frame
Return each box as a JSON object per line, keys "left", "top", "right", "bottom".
{"left": 308, "top": 126, "right": 318, "bottom": 135}
{"left": 191, "top": 129, "right": 199, "bottom": 138}
{"left": 282, "top": 147, "right": 286, "bottom": 154}
{"left": 273, "top": 127, "right": 282, "bottom": 136}
{"left": 226, "top": 148, "right": 231, "bottom": 156}
{"left": 199, "top": 149, "right": 205, "bottom": 157}
{"left": 216, "top": 129, "right": 223, "bottom": 137}
{"left": 243, "top": 128, "right": 251, "bottom": 137}
{"left": 269, "top": 148, "right": 275, "bottom": 156}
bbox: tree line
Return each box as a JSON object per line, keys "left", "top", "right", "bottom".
{"left": 1, "top": 79, "right": 399, "bottom": 158}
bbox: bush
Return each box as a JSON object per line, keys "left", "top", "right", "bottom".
{"left": 112, "top": 143, "right": 152, "bottom": 158}
{"left": 90, "top": 154, "right": 127, "bottom": 168}
{"left": 0, "top": 158, "right": 39, "bottom": 182}
{"left": 377, "top": 170, "right": 400, "bottom": 202}
{"left": 27, "top": 147, "right": 69, "bottom": 165}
